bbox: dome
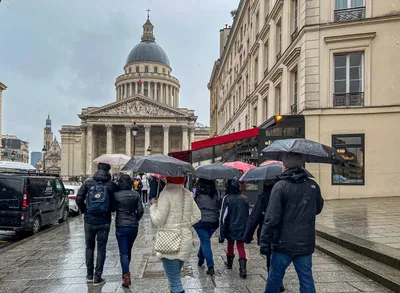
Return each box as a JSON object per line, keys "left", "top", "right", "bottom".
{"left": 126, "top": 40, "right": 170, "bottom": 66}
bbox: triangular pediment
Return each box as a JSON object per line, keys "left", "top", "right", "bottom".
{"left": 81, "top": 96, "right": 189, "bottom": 118}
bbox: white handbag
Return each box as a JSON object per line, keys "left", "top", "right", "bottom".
{"left": 154, "top": 188, "right": 185, "bottom": 254}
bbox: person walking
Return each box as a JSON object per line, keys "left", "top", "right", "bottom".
{"left": 141, "top": 175, "right": 149, "bottom": 205}
{"left": 244, "top": 181, "right": 285, "bottom": 292}
{"left": 260, "top": 153, "right": 324, "bottom": 293}
{"left": 149, "top": 175, "right": 165, "bottom": 204}
{"left": 193, "top": 178, "right": 221, "bottom": 276}
{"left": 114, "top": 174, "right": 144, "bottom": 288}
{"left": 219, "top": 178, "right": 249, "bottom": 279}
{"left": 150, "top": 177, "right": 201, "bottom": 293}
{"left": 133, "top": 176, "right": 142, "bottom": 198}
{"left": 76, "top": 163, "right": 118, "bottom": 286}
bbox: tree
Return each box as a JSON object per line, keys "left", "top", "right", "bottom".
{"left": 231, "top": 9, "right": 237, "bottom": 19}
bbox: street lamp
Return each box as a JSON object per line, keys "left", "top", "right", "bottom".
{"left": 146, "top": 145, "right": 152, "bottom": 156}
{"left": 131, "top": 122, "right": 139, "bottom": 156}
{"left": 42, "top": 146, "right": 47, "bottom": 173}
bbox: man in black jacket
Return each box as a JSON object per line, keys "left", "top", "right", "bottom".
{"left": 76, "top": 163, "right": 118, "bottom": 286}
{"left": 260, "top": 153, "right": 324, "bottom": 293}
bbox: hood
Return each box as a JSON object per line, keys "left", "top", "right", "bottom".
{"left": 93, "top": 169, "right": 112, "bottom": 183}
{"left": 118, "top": 174, "right": 133, "bottom": 190}
{"left": 278, "top": 168, "right": 309, "bottom": 183}
{"left": 98, "top": 162, "right": 111, "bottom": 172}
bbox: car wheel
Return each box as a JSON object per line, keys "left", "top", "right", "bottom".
{"left": 59, "top": 208, "right": 69, "bottom": 223}
{"left": 32, "top": 217, "right": 41, "bottom": 234}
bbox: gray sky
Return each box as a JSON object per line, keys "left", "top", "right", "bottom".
{"left": 0, "top": 0, "right": 233, "bottom": 155}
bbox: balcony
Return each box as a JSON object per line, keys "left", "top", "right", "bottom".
{"left": 334, "top": 7, "right": 365, "bottom": 22}
{"left": 291, "top": 27, "right": 299, "bottom": 42}
{"left": 291, "top": 103, "right": 298, "bottom": 115}
{"left": 333, "top": 92, "right": 364, "bottom": 107}
{"left": 276, "top": 50, "right": 282, "bottom": 61}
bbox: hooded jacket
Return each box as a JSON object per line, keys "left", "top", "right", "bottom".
{"left": 114, "top": 175, "right": 144, "bottom": 228}
{"left": 76, "top": 163, "right": 118, "bottom": 225}
{"left": 260, "top": 168, "right": 324, "bottom": 256}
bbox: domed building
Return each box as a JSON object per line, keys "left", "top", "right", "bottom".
{"left": 60, "top": 16, "right": 209, "bottom": 177}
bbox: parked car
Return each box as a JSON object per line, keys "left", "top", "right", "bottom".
{"left": 0, "top": 172, "right": 69, "bottom": 234}
{"left": 64, "top": 184, "right": 80, "bottom": 216}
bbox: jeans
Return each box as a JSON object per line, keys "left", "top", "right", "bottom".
{"left": 161, "top": 258, "right": 184, "bottom": 293}
{"left": 227, "top": 240, "right": 246, "bottom": 259}
{"left": 142, "top": 190, "right": 148, "bottom": 203}
{"left": 84, "top": 222, "right": 111, "bottom": 278}
{"left": 265, "top": 252, "right": 316, "bottom": 293}
{"left": 116, "top": 227, "right": 139, "bottom": 274}
{"left": 195, "top": 228, "right": 216, "bottom": 268}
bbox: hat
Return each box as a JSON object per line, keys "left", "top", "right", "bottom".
{"left": 136, "top": 175, "right": 141, "bottom": 180}
{"left": 166, "top": 176, "right": 185, "bottom": 185}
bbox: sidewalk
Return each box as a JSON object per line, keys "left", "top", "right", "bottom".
{"left": 317, "top": 197, "right": 400, "bottom": 250}
{"left": 0, "top": 209, "right": 393, "bottom": 293}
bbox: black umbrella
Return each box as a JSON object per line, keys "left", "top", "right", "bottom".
{"left": 195, "top": 164, "right": 242, "bottom": 180}
{"left": 262, "top": 139, "right": 342, "bottom": 164}
{"left": 121, "top": 154, "right": 196, "bottom": 177}
{"left": 239, "top": 163, "right": 314, "bottom": 182}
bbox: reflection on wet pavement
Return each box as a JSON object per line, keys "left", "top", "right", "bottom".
{"left": 0, "top": 209, "right": 393, "bottom": 292}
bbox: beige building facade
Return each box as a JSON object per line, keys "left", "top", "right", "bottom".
{"left": 1, "top": 135, "right": 29, "bottom": 163}
{"left": 60, "top": 16, "right": 209, "bottom": 177}
{"left": 209, "top": 0, "right": 400, "bottom": 199}
{"left": 0, "top": 82, "right": 6, "bottom": 160}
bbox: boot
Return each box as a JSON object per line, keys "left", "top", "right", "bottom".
{"left": 280, "top": 284, "right": 285, "bottom": 292}
{"left": 225, "top": 255, "right": 235, "bottom": 269}
{"left": 206, "top": 266, "right": 215, "bottom": 276}
{"left": 197, "top": 258, "right": 205, "bottom": 268}
{"left": 238, "top": 258, "right": 247, "bottom": 279}
{"left": 122, "top": 273, "right": 130, "bottom": 288}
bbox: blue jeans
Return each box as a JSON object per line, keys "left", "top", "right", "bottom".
{"left": 161, "top": 258, "right": 184, "bottom": 293}
{"left": 265, "top": 252, "right": 316, "bottom": 293}
{"left": 116, "top": 227, "right": 138, "bottom": 274}
{"left": 195, "top": 228, "right": 216, "bottom": 268}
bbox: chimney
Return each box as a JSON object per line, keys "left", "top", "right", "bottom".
{"left": 219, "top": 25, "right": 231, "bottom": 58}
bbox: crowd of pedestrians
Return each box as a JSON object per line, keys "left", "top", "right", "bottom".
{"left": 76, "top": 152, "right": 323, "bottom": 293}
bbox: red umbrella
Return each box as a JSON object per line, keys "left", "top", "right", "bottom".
{"left": 223, "top": 161, "right": 256, "bottom": 174}
{"left": 152, "top": 173, "right": 166, "bottom": 179}
{"left": 260, "top": 160, "right": 282, "bottom": 166}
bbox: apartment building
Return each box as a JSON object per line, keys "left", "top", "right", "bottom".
{"left": 209, "top": 0, "right": 400, "bottom": 199}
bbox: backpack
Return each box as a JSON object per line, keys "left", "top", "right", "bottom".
{"left": 134, "top": 180, "right": 139, "bottom": 191}
{"left": 86, "top": 182, "right": 110, "bottom": 214}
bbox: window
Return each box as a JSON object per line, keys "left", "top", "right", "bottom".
{"left": 128, "top": 67, "right": 132, "bottom": 73}
{"left": 136, "top": 66, "right": 140, "bottom": 73}
{"left": 335, "top": 0, "right": 365, "bottom": 22}
{"left": 332, "top": 134, "right": 365, "bottom": 185}
{"left": 252, "top": 106, "right": 258, "bottom": 126}
{"left": 145, "top": 66, "right": 149, "bottom": 73}
{"left": 254, "top": 58, "right": 259, "bottom": 87}
{"left": 291, "top": 0, "right": 299, "bottom": 40}
{"left": 263, "top": 97, "right": 268, "bottom": 120}
{"left": 238, "top": 122, "right": 241, "bottom": 131}
{"left": 154, "top": 67, "right": 158, "bottom": 73}
{"left": 163, "top": 68, "right": 166, "bottom": 74}
{"left": 275, "top": 85, "right": 281, "bottom": 114}
{"left": 276, "top": 20, "right": 282, "bottom": 60}
{"left": 265, "top": 0, "right": 270, "bottom": 17}
{"left": 291, "top": 70, "right": 298, "bottom": 114}
{"left": 334, "top": 52, "right": 364, "bottom": 107}
{"left": 255, "top": 12, "right": 260, "bottom": 35}
{"left": 245, "top": 115, "right": 248, "bottom": 129}
{"left": 245, "top": 74, "right": 249, "bottom": 96}
{"left": 264, "top": 41, "right": 269, "bottom": 75}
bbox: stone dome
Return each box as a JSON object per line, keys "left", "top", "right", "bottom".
{"left": 126, "top": 41, "right": 170, "bottom": 66}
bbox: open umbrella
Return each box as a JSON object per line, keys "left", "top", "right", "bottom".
{"left": 93, "top": 154, "right": 131, "bottom": 166}
{"left": 122, "top": 154, "right": 196, "bottom": 177}
{"left": 195, "top": 164, "right": 242, "bottom": 180}
{"left": 259, "top": 160, "right": 282, "bottom": 166}
{"left": 223, "top": 161, "right": 256, "bottom": 173}
{"left": 262, "top": 139, "right": 343, "bottom": 164}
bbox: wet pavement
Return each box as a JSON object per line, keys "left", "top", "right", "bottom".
{"left": 0, "top": 209, "right": 393, "bottom": 293}
{"left": 317, "top": 197, "right": 400, "bottom": 250}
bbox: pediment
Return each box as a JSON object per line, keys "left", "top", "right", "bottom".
{"left": 81, "top": 96, "right": 188, "bottom": 118}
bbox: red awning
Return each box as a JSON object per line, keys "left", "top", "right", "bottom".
{"left": 168, "top": 150, "right": 192, "bottom": 163}
{"left": 191, "top": 128, "right": 259, "bottom": 151}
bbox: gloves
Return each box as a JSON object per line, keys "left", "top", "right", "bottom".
{"left": 260, "top": 246, "right": 270, "bottom": 256}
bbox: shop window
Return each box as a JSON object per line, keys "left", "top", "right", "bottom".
{"left": 332, "top": 134, "right": 365, "bottom": 185}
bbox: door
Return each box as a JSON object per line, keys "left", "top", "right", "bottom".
{"left": 53, "top": 179, "right": 66, "bottom": 220}
{"left": 28, "top": 178, "right": 54, "bottom": 225}
{"left": 0, "top": 176, "right": 23, "bottom": 228}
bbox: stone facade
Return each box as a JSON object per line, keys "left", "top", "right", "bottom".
{"left": 0, "top": 82, "right": 6, "bottom": 160}
{"left": 209, "top": 0, "right": 400, "bottom": 199}
{"left": 60, "top": 16, "right": 209, "bottom": 177}
{"left": 1, "top": 135, "right": 29, "bottom": 163}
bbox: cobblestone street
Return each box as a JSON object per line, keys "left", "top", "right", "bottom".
{"left": 0, "top": 210, "right": 393, "bottom": 293}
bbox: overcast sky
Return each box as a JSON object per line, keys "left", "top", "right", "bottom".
{"left": 0, "top": 0, "right": 233, "bottom": 155}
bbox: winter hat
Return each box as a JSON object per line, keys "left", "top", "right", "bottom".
{"left": 166, "top": 176, "right": 185, "bottom": 185}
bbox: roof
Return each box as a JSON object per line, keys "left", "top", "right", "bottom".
{"left": 0, "top": 82, "right": 6, "bottom": 91}
{"left": 126, "top": 40, "right": 170, "bottom": 66}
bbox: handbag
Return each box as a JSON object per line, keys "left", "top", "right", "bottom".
{"left": 154, "top": 187, "right": 185, "bottom": 254}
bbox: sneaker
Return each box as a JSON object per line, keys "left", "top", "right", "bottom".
{"left": 86, "top": 275, "right": 93, "bottom": 283}
{"left": 93, "top": 277, "right": 106, "bottom": 286}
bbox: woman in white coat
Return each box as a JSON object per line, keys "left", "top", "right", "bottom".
{"left": 150, "top": 176, "right": 201, "bottom": 293}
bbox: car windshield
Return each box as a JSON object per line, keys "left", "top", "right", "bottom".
{"left": 65, "top": 189, "right": 75, "bottom": 196}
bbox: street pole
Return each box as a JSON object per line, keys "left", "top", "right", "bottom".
{"left": 42, "top": 146, "right": 47, "bottom": 173}
{"left": 131, "top": 122, "right": 139, "bottom": 157}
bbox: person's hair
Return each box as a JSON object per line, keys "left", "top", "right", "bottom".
{"left": 225, "top": 179, "right": 241, "bottom": 194}
{"left": 282, "top": 153, "right": 303, "bottom": 169}
{"left": 118, "top": 174, "right": 133, "bottom": 190}
{"left": 196, "top": 178, "right": 217, "bottom": 198}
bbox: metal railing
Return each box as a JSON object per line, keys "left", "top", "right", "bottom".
{"left": 334, "top": 7, "right": 365, "bottom": 22}
{"left": 291, "top": 103, "right": 298, "bottom": 115}
{"left": 333, "top": 92, "right": 364, "bottom": 107}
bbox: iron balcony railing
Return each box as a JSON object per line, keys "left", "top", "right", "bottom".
{"left": 291, "top": 103, "right": 298, "bottom": 115}
{"left": 333, "top": 92, "right": 364, "bottom": 107}
{"left": 334, "top": 7, "right": 366, "bottom": 22}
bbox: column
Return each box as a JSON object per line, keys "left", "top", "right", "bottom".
{"left": 176, "top": 88, "right": 180, "bottom": 107}
{"left": 125, "top": 84, "right": 128, "bottom": 99}
{"left": 86, "top": 124, "right": 93, "bottom": 175}
{"left": 163, "top": 125, "right": 169, "bottom": 155}
{"left": 125, "top": 124, "right": 131, "bottom": 156}
{"left": 135, "top": 82, "right": 139, "bottom": 95}
{"left": 106, "top": 124, "right": 113, "bottom": 154}
{"left": 182, "top": 125, "right": 189, "bottom": 151}
{"left": 141, "top": 82, "right": 144, "bottom": 95}
{"left": 129, "top": 82, "right": 132, "bottom": 97}
{"left": 166, "top": 85, "right": 170, "bottom": 105}
{"left": 174, "top": 87, "right": 178, "bottom": 108}
{"left": 80, "top": 125, "right": 87, "bottom": 175}
{"left": 189, "top": 126, "right": 195, "bottom": 146}
{"left": 144, "top": 125, "right": 151, "bottom": 154}
{"left": 116, "top": 87, "right": 119, "bottom": 101}
{"left": 155, "top": 82, "right": 158, "bottom": 102}
{"left": 160, "top": 83, "right": 164, "bottom": 103}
